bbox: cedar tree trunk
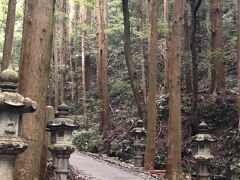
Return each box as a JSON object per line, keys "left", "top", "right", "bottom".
{"left": 14, "top": 0, "right": 54, "bottom": 179}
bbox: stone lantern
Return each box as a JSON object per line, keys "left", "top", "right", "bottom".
{"left": 193, "top": 121, "right": 215, "bottom": 180}
{"left": 132, "top": 119, "right": 147, "bottom": 167}
{"left": 46, "top": 103, "right": 79, "bottom": 180}
{"left": 0, "top": 65, "right": 36, "bottom": 180}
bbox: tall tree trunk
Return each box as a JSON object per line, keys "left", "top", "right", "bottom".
{"left": 95, "top": 0, "right": 110, "bottom": 137}
{"left": 82, "top": 30, "right": 88, "bottom": 129}
{"left": 74, "top": 3, "right": 80, "bottom": 103}
{"left": 53, "top": 16, "right": 60, "bottom": 109}
{"left": 1, "top": 0, "right": 16, "bottom": 71}
{"left": 82, "top": 6, "right": 92, "bottom": 130}
{"left": 69, "top": 0, "right": 75, "bottom": 101}
{"left": 163, "top": 0, "right": 169, "bottom": 93}
{"left": 167, "top": 0, "right": 184, "bottom": 179}
{"left": 60, "top": 0, "right": 67, "bottom": 103}
{"left": 14, "top": 0, "right": 54, "bottom": 179}
{"left": 122, "top": 0, "right": 147, "bottom": 124}
{"left": 163, "top": 0, "right": 169, "bottom": 32}
{"left": 183, "top": 7, "right": 192, "bottom": 94}
{"left": 204, "top": 0, "right": 212, "bottom": 85}
{"left": 144, "top": 0, "right": 159, "bottom": 170}
{"left": 237, "top": 0, "right": 240, "bottom": 135}
{"left": 190, "top": 0, "right": 202, "bottom": 131}
{"left": 96, "top": 0, "right": 102, "bottom": 94}
{"left": 140, "top": 0, "right": 147, "bottom": 102}
{"left": 210, "top": 0, "right": 225, "bottom": 93}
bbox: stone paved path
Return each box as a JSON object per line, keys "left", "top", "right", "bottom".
{"left": 69, "top": 151, "right": 158, "bottom": 180}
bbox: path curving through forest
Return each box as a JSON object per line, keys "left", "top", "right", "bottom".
{"left": 69, "top": 151, "right": 159, "bottom": 180}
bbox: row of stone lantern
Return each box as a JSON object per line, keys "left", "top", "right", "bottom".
{"left": 0, "top": 65, "right": 215, "bottom": 180}
{"left": 0, "top": 65, "right": 79, "bottom": 180}
{"left": 131, "top": 119, "right": 215, "bottom": 180}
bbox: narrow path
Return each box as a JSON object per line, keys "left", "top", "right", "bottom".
{"left": 69, "top": 151, "right": 158, "bottom": 180}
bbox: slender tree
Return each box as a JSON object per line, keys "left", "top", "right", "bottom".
{"left": 210, "top": 0, "right": 225, "bottom": 93}
{"left": 167, "top": 0, "right": 185, "bottom": 179}
{"left": 95, "top": 0, "right": 110, "bottom": 136}
{"left": 1, "top": 0, "right": 16, "bottom": 71}
{"left": 183, "top": 5, "right": 192, "bottom": 94}
{"left": 82, "top": 6, "right": 92, "bottom": 130}
{"left": 53, "top": 11, "right": 60, "bottom": 109}
{"left": 69, "top": 0, "right": 75, "bottom": 101}
{"left": 237, "top": 0, "right": 240, "bottom": 135}
{"left": 140, "top": 0, "right": 147, "bottom": 102}
{"left": 144, "top": 0, "right": 159, "bottom": 170}
{"left": 60, "top": 0, "right": 67, "bottom": 103}
{"left": 122, "top": 0, "right": 147, "bottom": 124}
{"left": 163, "top": 0, "right": 170, "bottom": 93}
{"left": 14, "top": 0, "right": 55, "bottom": 179}
{"left": 81, "top": 4, "right": 88, "bottom": 129}
{"left": 190, "top": 0, "right": 202, "bottom": 131}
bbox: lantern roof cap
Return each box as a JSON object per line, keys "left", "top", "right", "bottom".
{"left": 193, "top": 121, "right": 215, "bottom": 142}
{"left": 0, "top": 64, "right": 37, "bottom": 112}
{"left": 132, "top": 119, "right": 147, "bottom": 135}
{"left": 46, "top": 103, "right": 79, "bottom": 131}
{"left": 0, "top": 64, "right": 18, "bottom": 91}
{"left": 199, "top": 121, "right": 208, "bottom": 133}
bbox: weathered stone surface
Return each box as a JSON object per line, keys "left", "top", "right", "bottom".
{"left": 0, "top": 65, "right": 37, "bottom": 180}
{"left": 0, "top": 136, "right": 28, "bottom": 155}
{"left": 47, "top": 103, "right": 79, "bottom": 180}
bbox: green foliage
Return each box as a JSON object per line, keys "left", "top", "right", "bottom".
{"left": 73, "top": 123, "right": 101, "bottom": 153}
{"left": 154, "top": 153, "right": 167, "bottom": 169}
{"left": 156, "top": 94, "right": 169, "bottom": 119}
{"left": 74, "top": 0, "right": 94, "bottom": 9}
{"left": 197, "top": 94, "right": 237, "bottom": 128}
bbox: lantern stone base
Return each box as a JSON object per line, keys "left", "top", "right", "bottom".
{"left": 0, "top": 154, "right": 16, "bottom": 180}
{"left": 196, "top": 164, "right": 209, "bottom": 180}
{"left": 194, "top": 157, "right": 213, "bottom": 180}
{"left": 49, "top": 144, "right": 75, "bottom": 180}
{"left": 0, "top": 136, "right": 28, "bottom": 180}
{"left": 134, "top": 146, "right": 145, "bottom": 167}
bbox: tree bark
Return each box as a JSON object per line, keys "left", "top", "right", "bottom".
{"left": 95, "top": 0, "right": 110, "bottom": 137}
{"left": 237, "top": 0, "right": 240, "bottom": 135}
{"left": 69, "top": 0, "right": 75, "bottom": 101}
{"left": 60, "top": 0, "right": 67, "bottom": 103}
{"left": 1, "top": 0, "right": 16, "bottom": 71}
{"left": 82, "top": 30, "right": 88, "bottom": 129}
{"left": 167, "top": 0, "right": 184, "bottom": 179}
{"left": 53, "top": 14, "right": 60, "bottom": 109}
{"left": 190, "top": 0, "right": 202, "bottom": 131}
{"left": 140, "top": 0, "right": 147, "bottom": 103}
{"left": 40, "top": 106, "right": 54, "bottom": 180}
{"left": 122, "top": 0, "right": 147, "bottom": 125}
{"left": 144, "top": 0, "right": 159, "bottom": 170}
{"left": 82, "top": 6, "right": 92, "bottom": 130}
{"left": 210, "top": 0, "right": 225, "bottom": 93}
{"left": 163, "top": 0, "right": 169, "bottom": 93}
{"left": 183, "top": 6, "right": 192, "bottom": 94}
{"left": 163, "top": 0, "right": 169, "bottom": 32}
{"left": 14, "top": 0, "right": 54, "bottom": 179}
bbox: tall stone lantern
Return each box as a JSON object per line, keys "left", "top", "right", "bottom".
{"left": 193, "top": 121, "right": 215, "bottom": 180}
{"left": 132, "top": 119, "right": 147, "bottom": 167}
{"left": 0, "top": 65, "right": 37, "bottom": 180}
{"left": 46, "top": 103, "right": 79, "bottom": 180}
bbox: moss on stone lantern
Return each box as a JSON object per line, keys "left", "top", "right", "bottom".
{"left": 0, "top": 65, "right": 36, "bottom": 180}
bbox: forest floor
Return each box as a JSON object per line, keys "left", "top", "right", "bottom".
{"left": 69, "top": 151, "right": 165, "bottom": 180}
